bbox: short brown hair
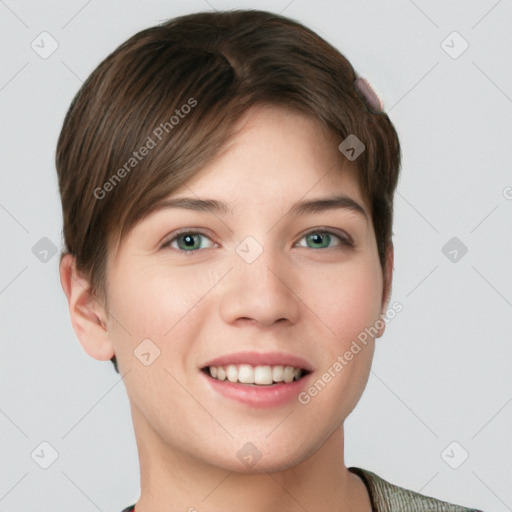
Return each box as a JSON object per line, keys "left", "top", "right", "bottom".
{"left": 56, "top": 9, "right": 401, "bottom": 373}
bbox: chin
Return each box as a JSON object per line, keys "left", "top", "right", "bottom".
{"left": 222, "top": 452, "right": 307, "bottom": 475}
{"left": 205, "top": 435, "right": 318, "bottom": 475}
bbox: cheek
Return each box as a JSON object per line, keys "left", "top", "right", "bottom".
{"left": 106, "top": 264, "right": 222, "bottom": 373}
{"left": 109, "top": 266, "right": 205, "bottom": 334}
{"left": 297, "top": 257, "right": 382, "bottom": 403}
{"left": 106, "top": 270, "right": 210, "bottom": 411}
{"left": 305, "top": 258, "right": 384, "bottom": 344}
{"left": 298, "top": 259, "right": 382, "bottom": 418}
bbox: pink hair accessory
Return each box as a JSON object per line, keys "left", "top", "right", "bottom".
{"left": 354, "top": 76, "right": 384, "bottom": 114}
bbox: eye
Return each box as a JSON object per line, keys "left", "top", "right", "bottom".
{"left": 161, "top": 230, "right": 216, "bottom": 252}
{"left": 295, "top": 229, "right": 353, "bottom": 250}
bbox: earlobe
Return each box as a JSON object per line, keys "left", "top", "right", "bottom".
{"left": 59, "top": 253, "right": 115, "bottom": 361}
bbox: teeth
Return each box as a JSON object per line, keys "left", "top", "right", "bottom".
{"left": 283, "top": 366, "right": 295, "bottom": 383}
{"left": 207, "top": 364, "right": 304, "bottom": 385}
{"left": 239, "top": 364, "right": 255, "bottom": 384}
{"left": 217, "top": 367, "right": 226, "bottom": 381}
{"left": 227, "top": 364, "right": 238, "bottom": 383}
{"left": 254, "top": 365, "right": 273, "bottom": 385}
{"left": 272, "top": 365, "right": 284, "bottom": 382}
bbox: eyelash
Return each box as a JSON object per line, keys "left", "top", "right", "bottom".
{"left": 160, "top": 228, "right": 354, "bottom": 252}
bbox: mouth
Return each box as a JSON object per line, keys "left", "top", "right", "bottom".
{"left": 200, "top": 352, "right": 313, "bottom": 407}
{"left": 201, "top": 364, "right": 311, "bottom": 386}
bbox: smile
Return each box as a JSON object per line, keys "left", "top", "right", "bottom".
{"left": 200, "top": 351, "right": 313, "bottom": 407}
{"left": 204, "top": 364, "right": 307, "bottom": 385}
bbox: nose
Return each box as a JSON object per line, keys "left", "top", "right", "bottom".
{"left": 219, "top": 244, "right": 300, "bottom": 328}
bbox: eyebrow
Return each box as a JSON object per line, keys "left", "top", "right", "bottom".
{"left": 289, "top": 195, "right": 368, "bottom": 219}
{"left": 152, "top": 194, "right": 368, "bottom": 219}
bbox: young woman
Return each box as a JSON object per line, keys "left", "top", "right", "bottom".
{"left": 56, "top": 9, "right": 483, "bottom": 512}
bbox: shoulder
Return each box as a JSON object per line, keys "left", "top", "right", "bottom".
{"left": 349, "top": 466, "right": 484, "bottom": 512}
{"left": 120, "top": 469, "right": 485, "bottom": 512}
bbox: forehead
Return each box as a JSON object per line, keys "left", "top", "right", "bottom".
{"left": 170, "top": 104, "right": 365, "bottom": 204}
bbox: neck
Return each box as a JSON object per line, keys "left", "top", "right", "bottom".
{"left": 131, "top": 405, "right": 370, "bottom": 512}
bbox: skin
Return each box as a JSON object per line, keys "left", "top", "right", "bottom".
{"left": 60, "top": 104, "right": 393, "bottom": 512}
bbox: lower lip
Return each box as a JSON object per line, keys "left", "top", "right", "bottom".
{"left": 201, "top": 371, "right": 312, "bottom": 408}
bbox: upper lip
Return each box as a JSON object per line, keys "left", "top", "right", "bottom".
{"left": 201, "top": 351, "right": 313, "bottom": 372}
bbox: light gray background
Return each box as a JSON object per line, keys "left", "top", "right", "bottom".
{"left": 1, "top": 1, "right": 511, "bottom": 511}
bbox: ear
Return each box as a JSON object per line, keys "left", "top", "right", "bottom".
{"left": 382, "top": 243, "right": 394, "bottom": 310}
{"left": 376, "top": 243, "right": 394, "bottom": 338}
{"left": 59, "top": 253, "right": 115, "bottom": 361}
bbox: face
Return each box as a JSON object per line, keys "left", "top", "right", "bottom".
{"left": 103, "top": 105, "right": 389, "bottom": 473}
